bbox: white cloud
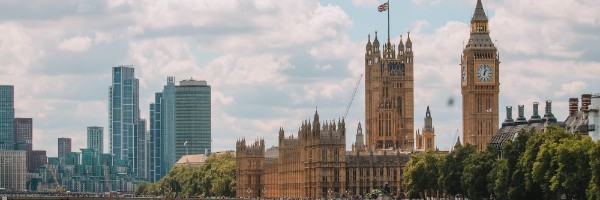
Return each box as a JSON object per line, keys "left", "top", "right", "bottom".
{"left": 2, "top": 0, "right": 600, "bottom": 154}
{"left": 213, "top": 91, "right": 234, "bottom": 105}
{"left": 57, "top": 36, "right": 93, "bottom": 52}
{"left": 0, "top": 24, "right": 41, "bottom": 76}
{"left": 352, "top": 0, "right": 379, "bottom": 7}
{"left": 411, "top": 0, "right": 442, "bottom": 6}
{"left": 309, "top": 35, "right": 360, "bottom": 60}
{"left": 94, "top": 31, "right": 112, "bottom": 44}
{"left": 291, "top": 86, "right": 317, "bottom": 104}
{"left": 554, "top": 81, "right": 588, "bottom": 98}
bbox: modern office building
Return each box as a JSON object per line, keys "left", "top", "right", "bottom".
{"left": 174, "top": 79, "right": 211, "bottom": 159}
{"left": 80, "top": 148, "right": 98, "bottom": 166}
{"left": 0, "top": 150, "right": 27, "bottom": 192}
{"left": 109, "top": 65, "right": 145, "bottom": 176}
{"left": 87, "top": 126, "right": 103, "bottom": 153}
{"left": 29, "top": 150, "right": 47, "bottom": 172}
{"left": 65, "top": 152, "right": 80, "bottom": 165}
{"left": 13, "top": 118, "right": 32, "bottom": 152}
{"left": 0, "top": 85, "right": 15, "bottom": 150}
{"left": 162, "top": 77, "right": 176, "bottom": 174}
{"left": 137, "top": 119, "right": 147, "bottom": 180}
{"left": 148, "top": 77, "right": 211, "bottom": 182}
{"left": 149, "top": 92, "right": 163, "bottom": 182}
{"left": 58, "top": 137, "right": 72, "bottom": 160}
{"left": 13, "top": 118, "right": 33, "bottom": 171}
{"left": 149, "top": 77, "right": 176, "bottom": 182}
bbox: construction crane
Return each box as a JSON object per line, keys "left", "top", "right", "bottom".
{"left": 47, "top": 166, "right": 63, "bottom": 194}
{"left": 343, "top": 73, "right": 363, "bottom": 119}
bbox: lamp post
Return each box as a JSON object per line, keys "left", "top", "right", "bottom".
{"left": 328, "top": 189, "right": 333, "bottom": 200}
{"left": 246, "top": 187, "right": 251, "bottom": 199}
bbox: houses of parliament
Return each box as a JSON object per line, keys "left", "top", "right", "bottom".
{"left": 236, "top": 0, "right": 494, "bottom": 198}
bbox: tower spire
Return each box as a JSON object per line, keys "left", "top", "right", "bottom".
{"left": 471, "top": 0, "right": 488, "bottom": 22}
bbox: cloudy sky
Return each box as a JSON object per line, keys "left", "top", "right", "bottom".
{"left": 1, "top": 0, "right": 599, "bottom": 156}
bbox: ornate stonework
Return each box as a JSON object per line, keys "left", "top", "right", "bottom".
{"left": 416, "top": 106, "right": 435, "bottom": 151}
{"left": 461, "top": 0, "right": 500, "bottom": 151}
{"left": 236, "top": 111, "right": 409, "bottom": 199}
{"left": 365, "top": 32, "right": 415, "bottom": 151}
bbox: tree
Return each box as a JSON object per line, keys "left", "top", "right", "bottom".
{"left": 461, "top": 150, "right": 494, "bottom": 200}
{"left": 504, "top": 129, "right": 533, "bottom": 200}
{"left": 553, "top": 138, "right": 593, "bottom": 199}
{"left": 403, "top": 153, "right": 427, "bottom": 199}
{"left": 517, "top": 128, "right": 552, "bottom": 198}
{"left": 403, "top": 152, "right": 443, "bottom": 199}
{"left": 139, "top": 153, "right": 236, "bottom": 197}
{"left": 136, "top": 182, "right": 149, "bottom": 196}
{"left": 490, "top": 158, "right": 509, "bottom": 200}
{"left": 439, "top": 144, "right": 475, "bottom": 198}
{"left": 588, "top": 141, "right": 600, "bottom": 200}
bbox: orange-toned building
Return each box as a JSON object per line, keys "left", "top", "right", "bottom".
{"left": 236, "top": 111, "right": 410, "bottom": 199}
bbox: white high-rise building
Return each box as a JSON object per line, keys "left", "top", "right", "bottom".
{"left": 87, "top": 126, "right": 104, "bottom": 153}
{"left": 0, "top": 150, "right": 26, "bottom": 192}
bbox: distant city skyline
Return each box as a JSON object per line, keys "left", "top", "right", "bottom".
{"left": 0, "top": 0, "right": 599, "bottom": 156}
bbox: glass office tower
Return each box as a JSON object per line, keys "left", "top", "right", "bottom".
{"left": 149, "top": 92, "right": 162, "bottom": 182}
{"left": 109, "top": 65, "right": 142, "bottom": 175}
{"left": 175, "top": 79, "right": 211, "bottom": 159}
{"left": 162, "top": 77, "right": 176, "bottom": 174}
{"left": 0, "top": 85, "right": 14, "bottom": 150}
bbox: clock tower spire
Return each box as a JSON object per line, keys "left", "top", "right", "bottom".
{"left": 461, "top": 0, "right": 499, "bottom": 151}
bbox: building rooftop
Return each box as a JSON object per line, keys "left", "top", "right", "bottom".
{"left": 175, "top": 154, "right": 208, "bottom": 166}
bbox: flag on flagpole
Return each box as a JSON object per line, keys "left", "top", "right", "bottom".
{"left": 378, "top": 2, "right": 389, "bottom": 12}
{"left": 486, "top": 108, "right": 492, "bottom": 113}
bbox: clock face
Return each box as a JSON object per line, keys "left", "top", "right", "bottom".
{"left": 462, "top": 67, "right": 467, "bottom": 82}
{"left": 477, "top": 64, "right": 493, "bottom": 82}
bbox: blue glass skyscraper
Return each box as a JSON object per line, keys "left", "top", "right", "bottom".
{"left": 149, "top": 92, "right": 163, "bottom": 182}
{"left": 162, "top": 77, "right": 176, "bottom": 173}
{"left": 0, "top": 85, "right": 14, "bottom": 150}
{"left": 109, "top": 65, "right": 142, "bottom": 176}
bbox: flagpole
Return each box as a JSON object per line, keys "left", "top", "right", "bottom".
{"left": 387, "top": 0, "right": 390, "bottom": 39}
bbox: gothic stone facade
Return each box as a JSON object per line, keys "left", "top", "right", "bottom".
{"left": 415, "top": 106, "right": 435, "bottom": 151}
{"left": 365, "top": 31, "right": 415, "bottom": 152}
{"left": 236, "top": 111, "right": 409, "bottom": 199}
{"left": 461, "top": 0, "right": 500, "bottom": 151}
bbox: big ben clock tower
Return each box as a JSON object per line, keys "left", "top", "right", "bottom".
{"left": 461, "top": 0, "right": 499, "bottom": 151}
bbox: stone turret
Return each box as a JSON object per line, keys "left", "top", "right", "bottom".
{"left": 355, "top": 122, "right": 365, "bottom": 151}
{"left": 397, "top": 35, "right": 404, "bottom": 56}
{"left": 405, "top": 32, "right": 412, "bottom": 52}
